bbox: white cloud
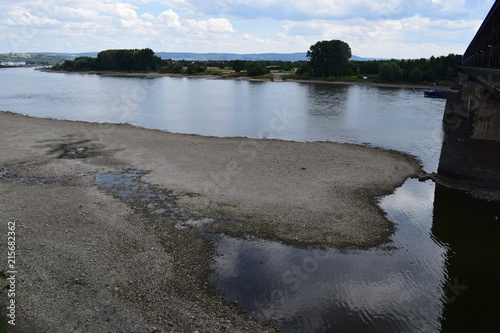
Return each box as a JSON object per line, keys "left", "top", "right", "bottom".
{"left": 0, "top": 0, "right": 494, "bottom": 57}
{"left": 428, "top": 18, "right": 482, "bottom": 31}
{"left": 241, "top": 33, "right": 271, "bottom": 44}
{"left": 5, "top": 10, "right": 60, "bottom": 27}
{"left": 279, "top": 12, "right": 484, "bottom": 58}
{"left": 141, "top": 13, "right": 156, "bottom": 21}
{"left": 110, "top": 3, "right": 144, "bottom": 28}
{"left": 158, "top": 9, "right": 182, "bottom": 28}
{"left": 186, "top": 17, "right": 235, "bottom": 33}
{"left": 192, "top": 0, "right": 493, "bottom": 22}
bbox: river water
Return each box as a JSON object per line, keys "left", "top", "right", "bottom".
{"left": 1, "top": 67, "right": 499, "bottom": 332}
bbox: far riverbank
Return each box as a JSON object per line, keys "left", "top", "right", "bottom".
{"left": 37, "top": 67, "right": 451, "bottom": 90}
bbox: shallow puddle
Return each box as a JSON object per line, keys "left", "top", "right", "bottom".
{"left": 209, "top": 179, "right": 500, "bottom": 332}
{"left": 3, "top": 165, "right": 498, "bottom": 331}
{"left": 94, "top": 170, "right": 209, "bottom": 229}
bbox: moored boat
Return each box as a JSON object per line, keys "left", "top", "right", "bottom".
{"left": 424, "top": 88, "right": 449, "bottom": 98}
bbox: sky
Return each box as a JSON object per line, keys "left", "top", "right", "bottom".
{"left": 0, "top": 0, "right": 495, "bottom": 59}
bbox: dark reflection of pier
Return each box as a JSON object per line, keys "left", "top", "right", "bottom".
{"left": 432, "top": 185, "right": 500, "bottom": 331}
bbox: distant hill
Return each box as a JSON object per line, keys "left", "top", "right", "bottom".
{"left": 155, "top": 52, "right": 308, "bottom": 61}
{"left": 30, "top": 52, "right": 379, "bottom": 62}
{"left": 155, "top": 53, "right": 379, "bottom": 61}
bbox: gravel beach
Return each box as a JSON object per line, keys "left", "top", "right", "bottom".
{"left": 0, "top": 111, "right": 421, "bottom": 332}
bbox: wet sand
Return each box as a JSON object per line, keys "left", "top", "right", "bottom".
{"left": 0, "top": 111, "right": 421, "bottom": 332}
{"left": 39, "top": 68, "right": 449, "bottom": 89}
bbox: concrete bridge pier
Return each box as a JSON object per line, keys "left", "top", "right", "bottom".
{"left": 437, "top": 72, "right": 500, "bottom": 200}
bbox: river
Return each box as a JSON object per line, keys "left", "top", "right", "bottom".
{"left": 1, "top": 67, "right": 498, "bottom": 332}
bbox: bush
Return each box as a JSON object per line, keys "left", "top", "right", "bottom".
{"left": 186, "top": 63, "right": 206, "bottom": 74}
{"left": 246, "top": 62, "right": 269, "bottom": 76}
{"left": 73, "top": 57, "right": 96, "bottom": 71}
{"left": 169, "top": 63, "right": 184, "bottom": 74}
{"left": 379, "top": 62, "right": 402, "bottom": 81}
{"left": 300, "top": 72, "right": 311, "bottom": 80}
{"left": 447, "top": 67, "right": 456, "bottom": 78}
{"left": 232, "top": 60, "right": 245, "bottom": 73}
{"left": 296, "top": 63, "right": 311, "bottom": 76}
{"left": 281, "top": 74, "right": 299, "bottom": 80}
{"left": 409, "top": 68, "right": 423, "bottom": 82}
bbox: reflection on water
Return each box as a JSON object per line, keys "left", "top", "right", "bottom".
{"left": 211, "top": 180, "right": 446, "bottom": 332}
{"left": 2, "top": 68, "right": 499, "bottom": 331}
{"left": 0, "top": 68, "right": 444, "bottom": 170}
{"left": 432, "top": 185, "right": 500, "bottom": 332}
{"left": 304, "top": 84, "right": 349, "bottom": 118}
{"left": 211, "top": 180, "right": 500, "bottom": 332}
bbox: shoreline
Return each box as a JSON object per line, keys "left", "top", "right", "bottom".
{"left": 37, "top": 67, "right": 450, "bottom": 89}
{"left": 0, "top": 111, "right": 421, "bottom": 331}
{"left": 284, "top": 78, "right": 451, "bottom": 89}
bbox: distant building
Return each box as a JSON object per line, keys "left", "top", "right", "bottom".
{"left": 0, "top": 61, "right": 26, "bottom": 67}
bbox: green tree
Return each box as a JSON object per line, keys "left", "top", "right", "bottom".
{"left": 72, "top": 57, "right": 97, "bottom": 71}
{"left": 246, "top": 62, "right": 269, "bottom": 76}
{"left": 58, "top": 60, "right": 74, "bottom": 71}
{"left": 186, "top": 63, "right": 198, "bottom": 74}
{"left": 296, "top": 63, "right": 311, "bottom": 76}
{"left": 96, "top": 49, "right": 161, "bottom": 71}
{"left": 424, "top": 68, "right": 436, "bottom": 82}
{"left": 132, "top": 48, "right": 156, "bottom": 70}
{"left": 306, "top": 40, "right": 351, "bottom": 77}
{"left": 186, "top": 63, "right": 206, "bottom": 74}
{"left": 379, "top": 62, "right": 402, "bottom": 81}
{"left": 169, "top": 62, "right": 184, "bottom": 73}
{"left": 232, "top": 60, "right": 245, "bottom": 72}
{"left": 447, "top": 67, "right": 456, "bottom": 78}
{"left": 409, "top": 67, "right": 423, "bottom": 82}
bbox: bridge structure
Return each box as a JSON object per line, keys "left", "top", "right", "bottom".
{"left": 462, "top": 0, "right": 500, "bottom": 98}
{"left": 437, "top": 0, "right": 500, "bottom": 199}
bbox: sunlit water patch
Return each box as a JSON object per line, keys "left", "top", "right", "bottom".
{"left": 210, "top": 179, "right": 447, "bottom": 332}
{"left": 2, "top": 68, "right": 499, "bottom": 331}
{"left": 0, "top": 68, "right": 445, "bottom": 170}
{"left": 210, "top": 178, "right": 500, "bottom": 332}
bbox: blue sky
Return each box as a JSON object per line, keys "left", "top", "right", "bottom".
{"left": 0, "top": 0, "right": 495, "bottom": 58}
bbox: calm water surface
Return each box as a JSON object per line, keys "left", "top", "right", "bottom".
{"left": 1, "top": 68, "right": 499, "bottom": 332}
{"left": 1, "top": 68, "right": 442, "bottom": 169}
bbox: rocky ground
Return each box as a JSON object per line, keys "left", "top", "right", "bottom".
{"left": 0, "top": 111, "right": 421, "bottom": 332}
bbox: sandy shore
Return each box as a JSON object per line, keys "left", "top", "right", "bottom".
{"left": 38, "top": 68, "right": 449, "bottom": 89}
{"left": 283, "top": 78, "right": 451, "bottom": 89}
{"left": 0, "top": 111, "right": 421, "bottom": 332}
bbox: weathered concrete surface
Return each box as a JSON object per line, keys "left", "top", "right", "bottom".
{"left": 437, "top": 73, "right": 500, "bottom": 200}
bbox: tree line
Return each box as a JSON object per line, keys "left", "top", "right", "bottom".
{"left": 52, "top": 48, "right": 162, "bottom": 72}
{"left": 351, "top": 55, "right": 460, "bottom": 82}
{"left": 52, "top": 44, "right": 461, "bottom": 83}
{"left": 297, "top": 39, "right": 460, "bottom": 83}
{"left": 159, "top": 59, "right": 271, "bottom": 76}
{"left": 51, "top": 48, "right": 274, "bottom": 77}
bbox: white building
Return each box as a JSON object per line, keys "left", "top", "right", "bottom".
{"left": 0, "top": 61, "right": 26, "bottom": 67}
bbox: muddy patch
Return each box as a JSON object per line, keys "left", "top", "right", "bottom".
{"left": 0, "top": 162, "right": 88, "bottom": 185}
{"left": 49, "top": 140, "right": 103, "bottom": 159}
{"left": 35, "top": 134, "right": 109, "bottom": 159}
{"left": 94, "top": 170, "right": 193, "bottom": 225}
{"left": 0, "top": 163, "right": 277, "bottom": 332}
